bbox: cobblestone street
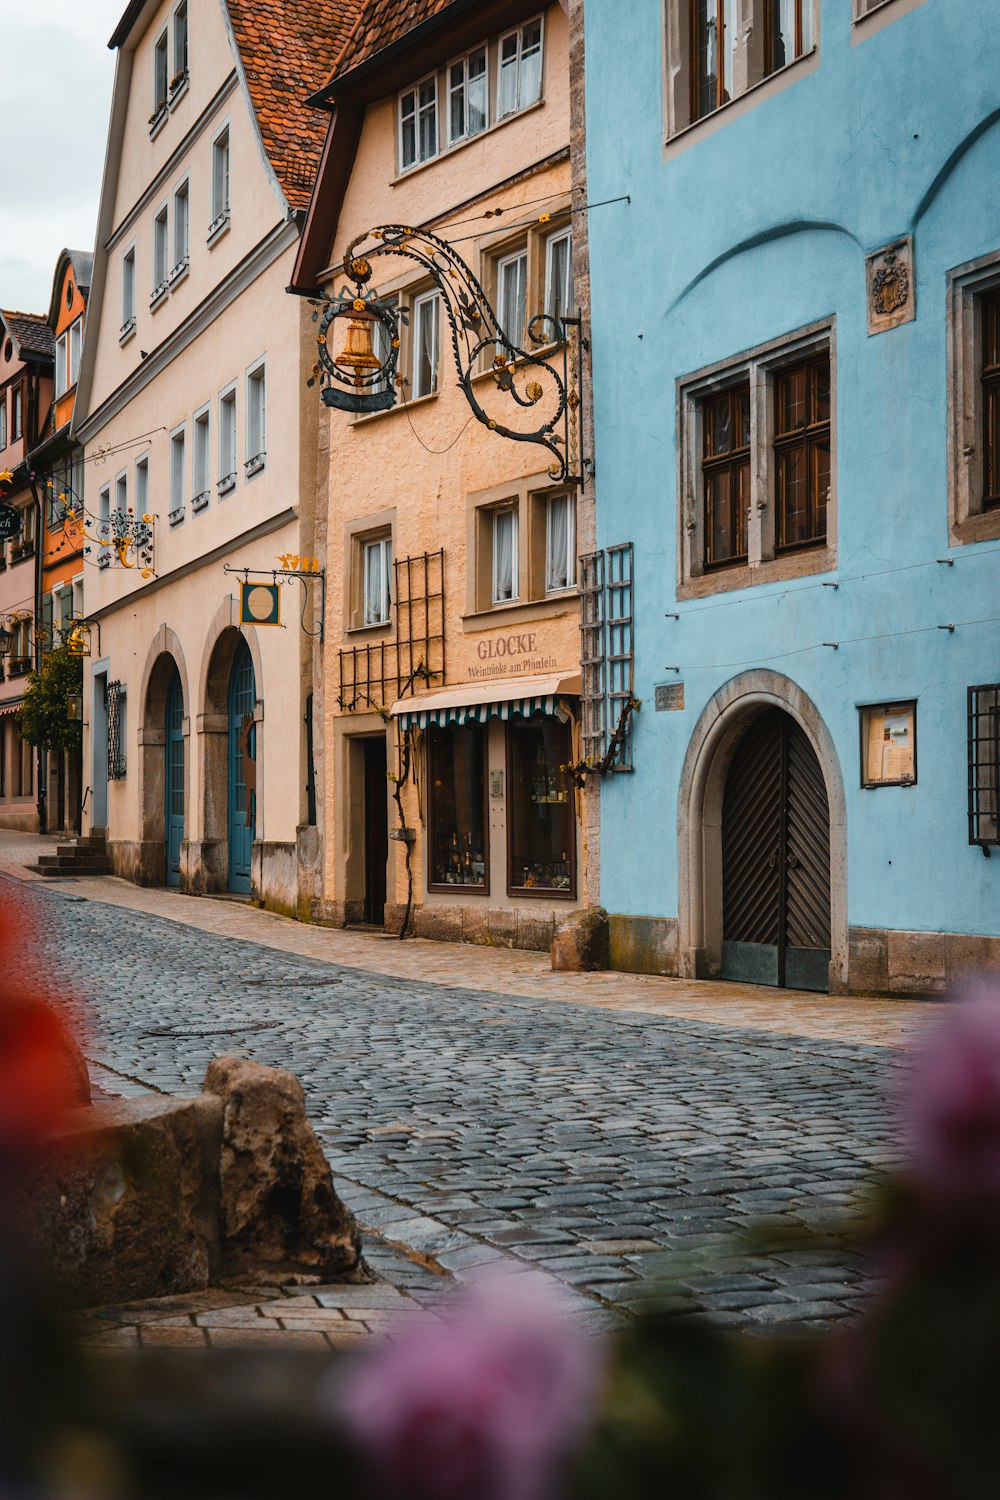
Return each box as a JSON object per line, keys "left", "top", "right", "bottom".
{"left": 2, "top": 834, "right": 940, "bottom": 1334}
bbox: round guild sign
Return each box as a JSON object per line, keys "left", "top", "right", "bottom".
{"left": 0, "top": 506, "right": 23, "bottom": 542}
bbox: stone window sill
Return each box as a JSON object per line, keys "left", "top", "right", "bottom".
{"left": 678, "top": 545, "right": 837, "bottom": 600}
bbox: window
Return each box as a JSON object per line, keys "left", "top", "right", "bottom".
{"left": 411, "top": 293, "right": 439, "bottom": 399}
{"left": 172, "top": 2, "right": 188, "bottom": 86}
{"left": 984, "top": 290, "right": 1000, "bottom": 508}
{"left": 969, "top": 684, "right": 1000, "bottom": 849}
{"left": 114, "top": 469, "right": 127, "bottom": 523}
{"left": 399, "top": 75, "right": 438, "bottom": 171}
{"left": 678, "top": 322, "right": 834, "bottom": 595}
{"left": 193, "top": 408, "right": 210, "bottom": 507}
{"left": 860, "top": 702, "right": 916, "bottom": 788}
{"left": 545, "top": 492, "right": 576, "bottom": 592}
{"left": 428, "top": 724, "right": 488, "bottom": 890}
{"left": 152, "top": 29, "right": 169, "bottom": 120}
{"left": 362, "top": 535, "right": 392, "bottom": 626}
{"left": 10, "top": 385, "right": 21, "bottom": 440}
{"left": 40, "top": 592, "right": 54, "bottom": 653}
{"left": 172, "top": 181, "right": 189, "bottom": 275}
{"left": 20, "top": 503, "right": 36, "bottom": 552}
{"left": 774, "top": 354, "right": 830, "bottom": 551}
{"left": 498, "top": 18, "right": 543, "bottom": 119}
{"left": 448, "top": 47, "right": 487, "bottom": 144}
{"left": 246, "top": 362, "right": 266, "bottom": 474}
{"left": 211, "top": 127, "right": 230, "bottom": 234}
{"left": 55, "top": 333, "right": 67, "bottom": 397}
{"left": 98, "top": 485, "right": 111, "bottom": 566}
{"left": 135, "top": 454, "right": 148, "bottom": 521}
{"left": 508, "top": 718, "right": 574, "bottom": 895}
{"left": 702, "top": 383, "right": 750, "bottom": 567}
{"left": 0, "top": 396, "right": 6, "bottom": 450}
{"left": 544, "top": 229, "right": 573, "bottom": 326}
{"left": 666, "top": 0, "right": 815, "bottom": 139}
{"left": 497, "top": 249, "right": 528, "bottom": 347}
{"left": 492, "top": 506, "right": 518, "bottom": 603}
{"left": 69, "top": 318, "right": 83, "bottom": 388}
{"left": 219, "top": 386, "right": 237, "bottom": 492}
{"left": 153, "top": 206, "right": 169, "bottom": 300}
{"left": 169, "top": 426, "right": 186, "bottom": 521}
{"left": 122, "top": 246, "right": 136, "bottom": 335}
{"left": 946, "top": 255, "right": 1000, "bottom": 545}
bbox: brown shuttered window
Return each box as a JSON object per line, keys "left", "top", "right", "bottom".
{"left": 702, "top": 383, "right": 750, "bottom": 568}
{"left": 775, "top": 355, "right": 830, "bottom": 551}
{"left": 984, "top": 290, "right": 1000, "bottom": 508}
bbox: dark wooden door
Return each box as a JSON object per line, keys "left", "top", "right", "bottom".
{"left": 227, "top": 642, "right": 256, "bottom": 894}
{"left": 721, "top": 709, "right": 831, "bottom": 992}
{"left": 165, "top": 668, "right": 184, "bottom": 888}
{"left": 363, "top": 737, "right": 388, "bottom": 925}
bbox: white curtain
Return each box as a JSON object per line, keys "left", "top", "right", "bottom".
{"left": 493, "top": 510, "right": 516, "bottom": 602}
{"left": 546, "top": 495, "right": 575, "bottom": 591}
{"left": 364, "top": 541, "right": 384, "bottom": 624}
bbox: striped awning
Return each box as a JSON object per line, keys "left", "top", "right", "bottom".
{"left": 391, "top": 672, "right": 581, "bottom": 731}
{"left": 0, "top": 699, "right": 24, "bottom": 718}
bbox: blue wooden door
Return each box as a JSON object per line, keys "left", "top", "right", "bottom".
{"left": 228, "top": 641, "right": 256, "bottom": 893}
{"left": 165, "top": 668, "right": 184, "bottom": 887}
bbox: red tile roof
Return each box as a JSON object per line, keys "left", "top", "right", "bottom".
{"left": 329, "top": 0, "right": 457, "bottom": 83}
{"left": 1, "top": 310, "right": 54, "bottom": 361}
{"left": 225, "top": 0, "right": 362, "bottom": 210}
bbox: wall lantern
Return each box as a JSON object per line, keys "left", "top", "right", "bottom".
{"left": 0, "top": 622, "right": 13, "bottom": 655}
{"left": 67, "top": 693, "right": 82, "bottom": 722}
{"left": 309, "top": 224, "right": 585, "bottom": 486}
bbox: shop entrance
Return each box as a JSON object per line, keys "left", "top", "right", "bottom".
{"left": 363, "top": 736, "right": 388, "bottom": 925}
{"left": 721, "top": 708, "right": 831, "bottom": 992}
{"left": 165, "top": 667, "right": 184, "bottom": 887}
{"left": 227, "top": 641, "right": 256, "bottom": 894}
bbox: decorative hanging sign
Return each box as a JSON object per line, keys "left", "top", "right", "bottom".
{"left": 0, "top": 505, "right": 22, "bottom": 541}
{"left": 240, "top": 581, "right": 281, "bottom": 627}
{"left": 83, "top": 510, "right": 156, "bottom": 577}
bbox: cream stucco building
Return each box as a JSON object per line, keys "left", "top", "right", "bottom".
{"left": 75, "top": 0, "right": 354, "bottom": 909}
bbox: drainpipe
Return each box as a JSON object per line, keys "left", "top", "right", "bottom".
{"left": 26, "top": 465, "right": 46, "bottom": 835}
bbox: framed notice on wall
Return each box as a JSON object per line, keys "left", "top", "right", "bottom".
{"left": 860, "top": 701, "right": 917, "bottom": 787}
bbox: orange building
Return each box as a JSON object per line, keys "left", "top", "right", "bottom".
{"left": 27, "top": 249, "right": 91, "bottom": 832}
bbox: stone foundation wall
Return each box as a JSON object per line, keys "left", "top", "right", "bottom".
{"left": 608, "top": 915, "right": 680, "bottom": 976}
{"left": 384, "top": 902, "right": 558, "bottom": 952}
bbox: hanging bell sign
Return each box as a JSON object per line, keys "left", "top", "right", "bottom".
{"left": 310, "top": 274, "right": 400, "bottom": 415}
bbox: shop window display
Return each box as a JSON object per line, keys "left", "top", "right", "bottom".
{"left": 428, "top": 724, "right": 488, "bottom": 888}
{"left": 508, "top": 718, "right": 574, "bottom": 895}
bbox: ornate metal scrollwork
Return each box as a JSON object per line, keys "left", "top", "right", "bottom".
{"left": 309, "top": 224, "right": 584, "bottom": 486}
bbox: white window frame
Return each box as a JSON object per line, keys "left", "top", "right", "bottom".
{"left": 210, "top": 123, "right": 231, "bottom": 240}
{"left": 496, "top": 248, "right": 528, "bottom": 347}
{"left": 545, "top": 492, "right": 577, "bottom": 593}
{"left": 245, "top": 358, "right": 266, "bottom": 476}
{"left": 98, "top": 484, "right": 111, "bottom": 567}
{"left": 411, "top": 292, "right": 440, "bottom": 399}
{"left": 55, "top": 333, "right": 68, "bottom": 398}
{"left": 398, "top": 73, "right": 438, "bottom": 172}
{"left": 192, "top": 404, "right": 211, "bottom": 508}
{"left": 11, "top": 385, "right": 22, "bottom": 440}
{"left": 362, "top": 534, "right": 393, "bottom": 627}
{"left": 121, "top": 244, "right": 136, "bottom": 340}
{"left": 135, "top": 452, "right": 149, "bottom": 521}
{"left": 72, "top": 574, "right": 84, "bottom": 620}
{"left": 152, "top": 27, "right": 169, "bottom": 125}
{"left": 68, "top": 315, "right": 84, "bottom": 389}
{"left": 169, "top": 423, "right": 186, "bottom": 523}
{"left": 218, "top": 381, "right": 237, "bottom": 495}
{"left": 544, "top": 228, "right": 573, "bottom": 327}
{"left": 171, "top": 179, "right": 190, "bottom": 279}
{"left": 492, "top": 505, "right": 519, "bottom": 604}
{"left": 497, "top": 15, "right": 544, "bottom": 121}
{"left": 171, "top": 1, "right": 189, "bottom": 89}
{"left": 114, "top": 469, "right": 128, "bottom": 526}
{"left": 0, "top": 397, "right": 6, "bottom": 451}
{"left": 446, "top": 45, "right": 488, "bottom": 146}
{"left": 152, "top": 203, "right": 169, "bottom": 304}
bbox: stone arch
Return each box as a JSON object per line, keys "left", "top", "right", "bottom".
{"left": 677, "top": 670, "right": 848, "bottom": 991}
{"left": 137, "top": 626, "right": 192, "bottom": 884}
{"left": 192, "top": 600, "right": 263, "bottom": 892}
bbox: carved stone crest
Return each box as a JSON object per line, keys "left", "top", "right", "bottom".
{"left": 866, "top": 238, "right": 916, "bottom": 334}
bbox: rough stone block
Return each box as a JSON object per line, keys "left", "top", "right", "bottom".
{"left": 945, "top": 932, "right": 1000, "bottom": 990}
{"left": 462, "top": 906, "right": 491, "bottom": 945}
{"left": 552, "top": 907, "right": 609, "bottom": 971}
{"left": 487, "top": 908, "right": 518, "bottom": 949}
{"left": 413, "top": 905, "right": 463, "bottom": 943}
{"left": 203, "top": 1055, "right": 364, "bottom": 1282}
{"left": 847, "top": 927, "right": 890, "bottom": 994}
{"left": 517, "top": 911, "right": 556, "bottom": 953}
{"left": 607, "top": 914, "right": 678, "bottom": 976}
{"left": 887, "top": 929, "right": 948, "bottom": 995}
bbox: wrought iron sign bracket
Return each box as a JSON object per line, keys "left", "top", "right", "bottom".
{"left": 223, "top": 563, "right": 326, "bottom": 642}
{"left": 309, "top": 224, "right": 586, "bottom": 487}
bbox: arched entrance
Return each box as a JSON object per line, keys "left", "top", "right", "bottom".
{"left": 227, "top": 639, "right": 256, "bottom": 893}
{"left": 165, "top": 667, "right": 185, "bottom": 887}
{"left": 721, "top": 708, "right": 831, "bottom": 991}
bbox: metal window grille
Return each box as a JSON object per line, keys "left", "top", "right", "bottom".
{"left": 579, "top": 542, "right": 634, "bottom": 770}
{"left": 969, "top": 683, "right": 1000, "bottom": 849}
{"left": 337, "top": 549, "right": 445, "bottom": 712}
{"left": 107, "top": 680, "right": 127, "bottom": 780}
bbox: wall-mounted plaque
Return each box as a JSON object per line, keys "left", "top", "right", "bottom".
{"left": 655, "top": 682, "right": 685, "bottom": 712}
{"left": 860, "top": 701, "right": 917, "bottom": 786}
{"left": 866, "top": 237, "right": 915, "bottom": 335}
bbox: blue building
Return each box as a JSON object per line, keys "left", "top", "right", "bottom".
{"left": 582, "top": 0, "right": 1000, "bottom": 994}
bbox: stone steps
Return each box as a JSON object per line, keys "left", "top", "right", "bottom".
{"left": 28, "top": 834, "right": 112, "bottom": 878}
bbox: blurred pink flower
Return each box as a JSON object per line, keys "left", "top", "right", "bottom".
{"left": 902, "top": 990, "right": 1000, "bottom": 1199}
{"left": 331, "top": 1269, "right": 605, "bottom": 1500}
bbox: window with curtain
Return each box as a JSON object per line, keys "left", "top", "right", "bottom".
{"left": 497, "top": 250, "right": 528, "bottom": 347}
{"left": 428, "top": 724, "right": 488, "bottom": 888}
{"left": 492, "top": 506, "right": 518, "bottom": 603}
{"left": 412, "top": 292, "right": 440, "bottom": 398}
{"left": 545, "top": 493, "right": 576, "bottom": 592}
{"left": 362, "top": 535, "right": 392, "bottom": 626}
{"left": 448, "top": 47, "right": 488, "bottom": 143}
{"left": 11, "top": 386, "right": 22, "bottom": 440}
{"left": 508, "top": 718, "right": 574, "bottom": 894}
{"left": 399, "top": 77, "right": 438, "bottom": 170}
{"left": 498, "top": 18, "right": 543, "bottom": 118}
{"left": 544, "top": 230, "right": 573, "bottom": 325}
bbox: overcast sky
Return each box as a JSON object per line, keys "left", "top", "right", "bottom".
{"left": 1, "top": 0, "right": 124, "bottom": 313}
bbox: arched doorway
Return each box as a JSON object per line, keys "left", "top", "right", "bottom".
{"left": 721, "top": 708, "right": 831, "bottom": 991}
{"left": 165, "top": 667, "right": 185, "bottom": 887}
{"left": 227, "top": 640, "right": 256, "bottom": 893}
